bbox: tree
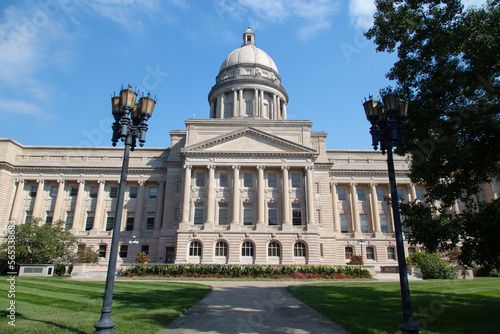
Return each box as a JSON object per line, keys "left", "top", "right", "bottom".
{"left": 0, "top": 218, "right": 77, "bottom": 266}
{"left": 366, "top": 0, "right": 500, "bottom": 269}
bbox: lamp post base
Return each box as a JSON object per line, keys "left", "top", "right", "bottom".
{"left": 93, "top": 309, "right": 117, "bottom": 334}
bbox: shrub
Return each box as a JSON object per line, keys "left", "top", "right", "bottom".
{"left": 67, "top": 264, "right": 74, "bottom": 275}
{"left": 349, "top": 255, "right": 364, "bottom": 265}
{"left": 474, "top": 266, "right": 500, "bottom": 277}
{"left": 408, "top": 252, "right": 458, "bottom": 279}
{"left": 55, "top": 264, "right": 66, "bottom": 276}
{"left": 135, "top": 252, "right": 149, "bottom": 264}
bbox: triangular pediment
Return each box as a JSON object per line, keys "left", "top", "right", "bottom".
{"left": 181, "top": 127, "right": 316, "bottom": 156}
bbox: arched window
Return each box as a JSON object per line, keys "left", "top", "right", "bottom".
{"left": 294, "top": 242, "right": 307, "bottom": 257}
{"left": 241, "top": 241, "right": 254, "bottom": 257}
{"left": 215, "top": 241, "right": 228, "bottom": 257}
{"left": 268, "top": 241, "right": 281, "bottom": 257}
{"left": 189, "top": 241, "right": 202, "bottom": 256}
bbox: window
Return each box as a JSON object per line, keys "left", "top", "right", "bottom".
{"left": 220, "top": 173, "right": 229, "bottom": 187}
{"left": 377, "top": 189, "right": 384, "bottom": 201}
{"left": 268, "top": 174, "right": 277, "bottom": 188}
{"left": 357, "top": 189, "right": 365, "bottom": 201}
{"left": 141, "top": 245, "right": 149, "bottom": 255}
{"left": 146, "top": 212, "right": 155, "bottom": 230}
{"left": 315, "top": 209, "right": 321, "bottom": 224}
{"left": 416, "top": 190, "right": 424, "bottom": 200}
{"left": 85, "top": 212, "right": 94, "bottom": 231}
{"left": 90, "top": 187, "right": 98, "bottom": 198}
{"left": 196, "top": 173, "right": 205, "bottom": 187}
{"left": 338, "top": 189, "right": 346, "bottom": 201}
{"left": 189, "top": 241, "right": 202, "bottom": 256}
{"left": 218, "top": 203, "right": 228, "bottom": 225}
{"left": 340, "top": 214, "right": 348, "bottom": 233}
{"left": 345, "top": 247, "right": 353, "bottom": 259}
{"left": 149, "top": 187, "right": 158, "bottom": 199}
{"left": 294, "top": 242, "right": 307, "bottom": 257}
{"left": 176, "top": 181, "right": 182, "bottom": 193}
{"left": 30, "top": 185, "right": 37, "bottom": 197}
{"left": 291, "top": 174, "right": 300, "bottom": 188}
{"left": 267, "top": 203, "right": 278, "bottom": 225}
{"left": 268, "top": 241, "right": 281, "bottom": 257}
{"left": 194, "top": 203, "right": 204, "bottom": 225}
{"left": 126, "top": 214, "right": 135, "bottom": 231}
{"left": 244, "top": 173, "right": 253, "bottom": 187}
{"left": 292, "top": 203, "right": 302, "bottom": 225}
{"left": 360, "top": 214, "right": 368, "bottom": 233}
{"left": 119, "top": 245, "right": 128, "bottom": 258}
{"left": 98, "top": 245, "right": 107, "bottom": 258}
{"left": 387, "top": 247, "right": 396, "bottom": 260}
{"left": 245, "top": 101, "right": 252, "bottom": 116}
{"left": 397, "top": 189, "right": 404, "bottom": 200}
{"left": 106, "top": 214, "right": 114, "bottom": 231}
{"left": 366, "top": 247, "right": 375, "bottom": 260}
{"left": 129, "top": 186, "right": 137, "bottom": 199}
{"left": 110, "top": 187, "right": 118, "bottom": 199}
{"left": 315, "top": 183, "right": 320, "bottom": 194}
{"left": 70, "top": 186, "right": 78, "bottom": 197}
{"left": 380, "top": 214, "right": 388, "bottom": 233}
{"left": 215, "top": 241, "right": 228, "bottom": 257}
{"left": 242, "top": 241, "right": 254, "bottom": 257}
{"left": 65, "top": 212, "right": 74, "bottom": 229}
{"left": 243, "top": 203, "right": 253, "bottom": 225}
{"left": 175, "top": 208, "right": 180, "bottom": 222}
{"left": 46, "top": 211, "right": 53, "bottom": 224}
{"left": 49, "top": 186, "right": 58, "bottom": 198}
{"left": 408, "top": 247, "right": 416, "bottom": 254}
{"left": 226, "top": 102, "right": 234, "bottom": 118}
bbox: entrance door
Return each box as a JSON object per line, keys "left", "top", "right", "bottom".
{"left": 165, "top": 247, "right": 175, "bottom": 263}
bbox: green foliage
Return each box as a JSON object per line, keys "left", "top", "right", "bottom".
{"left": 0, "top": 218, "right": 77, "bottom": 265}
{"left": 408, "top": 252, "right": 458, "bottom": 279}
{"left": 67, "top": 263, "right": 74, "bottom": 275}
{"left": 135, "top": 251, "right": 149, "bottom": 264}
{"left": 349, "top": 255, "right": 364, "bottom": 265}
{"left": 55, "top": 263, "right": 66, "bottom": 276}
{"left": 74, "top": 245, "right": 99, "bottom": 263}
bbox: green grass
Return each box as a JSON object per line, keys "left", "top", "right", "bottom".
{"left": 287, "top": 277, "right": 500, "bottom": 334}
{"left": 0, "top": 276, "right": 212, "bottom": 334}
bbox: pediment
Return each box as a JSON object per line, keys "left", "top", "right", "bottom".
{"left": 181, "top": 127, "right": 316, "bottom": 156}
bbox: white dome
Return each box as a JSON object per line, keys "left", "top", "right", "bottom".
{"left": 219, "top": 43, "right": 278, "bottom": 74}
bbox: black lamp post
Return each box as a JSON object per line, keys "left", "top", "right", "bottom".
{"left": 93, "top": 84, "right": 156, "bottom": 333}
{"left": 363, "top": 93, "right": 420, "bottom": 334}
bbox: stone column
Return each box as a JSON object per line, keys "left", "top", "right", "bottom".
{"left": 272, "top": 94, "right": 277, "bottom": 119}
{"left": 32, "top": 179, "right": 45, "bottom": 218}
{"left": 180, "top": 165, "right": 192, "bottom": 229}
{"left": 410, "top": 184, "right": 417, "bottom": 201}
{"left": 210, "top": 101, "right": 215, "bottom": 118}
{"left": 257, "top": 166, "right": 265, "bottom": 229}
{"left": 239, "top": 89, "right": 244, "bottom": 116}
{"left": 231, "top": 165, "right": 240, "bottom": 230}
{"left": 254, "top": 89, "right": 258, "bottom": 117}
{"left": 92, "top": 180, "right": 106, "bottom": 232}
{"left": 233, "top": 89, "right": 238, "bottom": 117}
{"left": 220, "top": 94, "right": 225, "bottom": 119}
{"left": 53, "top": 179, "right": 66, "bottom": 221}
{"left": 283, "top": 102, "right": 287, "bottom": 119}
{"left": 453, "top": 201, "right": 460, "bottom": 214}
{"left": 216, "top": 96, "right": 221, "bottom": 118}
{"left": 305, "top": 166, "right": 315, "bottom": 224}
{"left": 281, "top": 166, "right": 290, "bottom": 230}
{"left": 259, "top": 90, "right": 264, "bottom": 118}
{"left": 331, "top": 182, "right": 340, "bottom": 232}
{"left": 154, "top": 180, "right": 165, "bottom": 230}
{"left": 350, "top": 183, "right": 361, "bottom": 235}
{"left": 370, "top": 183, "right": 381, "bottom": 235}
{"left": 72, "top": 180, "right": 86, "bottom": 232}
{"left": 133, "top": 180, "right": 145, "bottom": 231}
{"left": 277, "top": 96, "right": 281, "bottom": 119}
{"left": 205, "top": 165, "right": 216, "bottom": 229}
{"left": 10, "top": 179, "right": 25, "bottom": 224}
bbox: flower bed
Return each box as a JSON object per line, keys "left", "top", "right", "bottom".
{"left": 122, "top": 264, "right": 371, "bottom": 279}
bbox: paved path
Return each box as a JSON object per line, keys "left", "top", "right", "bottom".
{"left": 159, "top": 281, "right": 350, "bottom": 334}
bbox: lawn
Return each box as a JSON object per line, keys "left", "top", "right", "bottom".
{"left": 287, "top": 277, "right": 500, "bottom": 334}
{"left": 0, "top": 276, "right": 212, "bottom": 334}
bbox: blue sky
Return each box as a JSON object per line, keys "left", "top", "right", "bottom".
{"left": 0, "top": 0, "right": 486, "bottom": 150}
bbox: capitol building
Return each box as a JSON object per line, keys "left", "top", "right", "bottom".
{"left": 4, "top": 28, "right": 493, "bottom": 267}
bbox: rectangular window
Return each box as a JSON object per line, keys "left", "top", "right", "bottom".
{"left": 387, "top": 247, "right": 396, "bottom": 260}
{"left": 30, "top": 185, "right": 37, "bottom": 197}
{"left": 220, "top": 173, "right": 229, "bottom": 187}
{"left": 110, "top": 187, "right": 118, "bottom": 199}
{"left": 106, "top": 214, "right": 114, "bottom": 231}
{"left": 49, "top": 186, "right": 58, "bottom": 198}
{"left": 90, "top": 187, "right": 98, "bottom": 198}
{"left": 176, "top": 181, "right": 182, "bottom": 193}
{"left": 268, "top": 203, "right": 278, "bottom": 225}
{"left": 360, "top": 214, "right": 368, "bottom": 233}
{"left": 366, "top": 247, "right": 375, "bottom": 260}
{"left": 416, "top": 190, "right": 423, "bottom": 200}
{"left": 338, "top": 189, "right": 346, "bottom": 201}
{"left": 315, "top": 183, "right": 320, "bottom": 194}
{"left": 85, "top": 212, "right": 94, "bottom": 231}
{"left": 196, "top": 173, "right": 205, "bottom": 187}
{"left": 345, "top": 247, "right": 353, "bottom": 260}
{"left": 70, "top": 186, "right": 78, "bottom": 197}
{"left": 397, "top": 189, "right": 404, "bottom": 200}
{"left": 226, "top": 102, "right": 234, "bottom": 118}
{"left": 119, "top": 245, "right": 128, "bottom": 258}
{"left": 380, "top": 214, "right": 388, "bottom": 233}
{"left": 340, "top": 214, "right": 348, "bottom": 233}
{"left": 268, "top": 174, "right": 277, "bottom": 188}
{"left": 377, "top": 189, "right": 385, "bottom": 201}
{"left": 146, "top": 212, "right": 155, "bottom": 230}
{"left": 291, "top": 174, "right": 300, "bottom": 188}
{"left": 175, "top": 208, "right": 180, "bottom": 222}
{"left": 243, "top": 203, "right": 253, "bottom": 225}
{"left": 45, "top": 211, "right": 53, "bottom": 224}
{"left": 149, "top": 187, "right": 158, "bottom": 199}
{"left": 219, "top": 202, "right": 228, "bottom": 225}
{"left": 357, "top": 189, "right": 365, "bottom": 201}
{"left": 292, "top": 203, "right": 302, "bottom": 225}
{"left": 141, "top": 245, "right": 149, "bottom": 256}
{"left": 245, "top": 101, "right": 252, "bottom": 116}
{"left": 194, "top": 203, "right": 204, "bottom": 225}
{"left": 315, "top": 209, "right": 321, "bottom": 224}
{"left": 98, "top": 245, "right": 107, "bottom": 258}
{"left": 129, "top": 186, "right": 138, "bottom": 199}
{"left": 65, "top": 212, "right": 74, "bottom": 229}
{"left": 126, "top": 214, "right": 135, "bottom": 231}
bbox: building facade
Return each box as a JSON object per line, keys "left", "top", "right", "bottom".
{"left": 1, "top": 29, "right": 497, "bottom": 267}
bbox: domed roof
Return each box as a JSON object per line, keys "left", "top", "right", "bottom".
{"left": 219, "top": 29, "right": 279, "bottom": 74}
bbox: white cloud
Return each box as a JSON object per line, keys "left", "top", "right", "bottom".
{"left": 0, "top": 99, "right": 53, "bottom": 119}
{"left": 348, "top": 0, "right": 376, "bottom": 31}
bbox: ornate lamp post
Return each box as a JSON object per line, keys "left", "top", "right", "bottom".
{"left": 363, "top": 93, "right": 419, "bottom": 334}
{"left": 357, "top": 237, "right": 366, "bottom": 262}
{"left": 129, "top": 236, "right": 139, "bottom": 264}
{"left": 93, "top": 84, "right": 156, "bottom": 333}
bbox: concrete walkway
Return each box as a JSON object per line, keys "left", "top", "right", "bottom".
{"left": 159, "top": 281, "right": 350, "bottom": 334}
